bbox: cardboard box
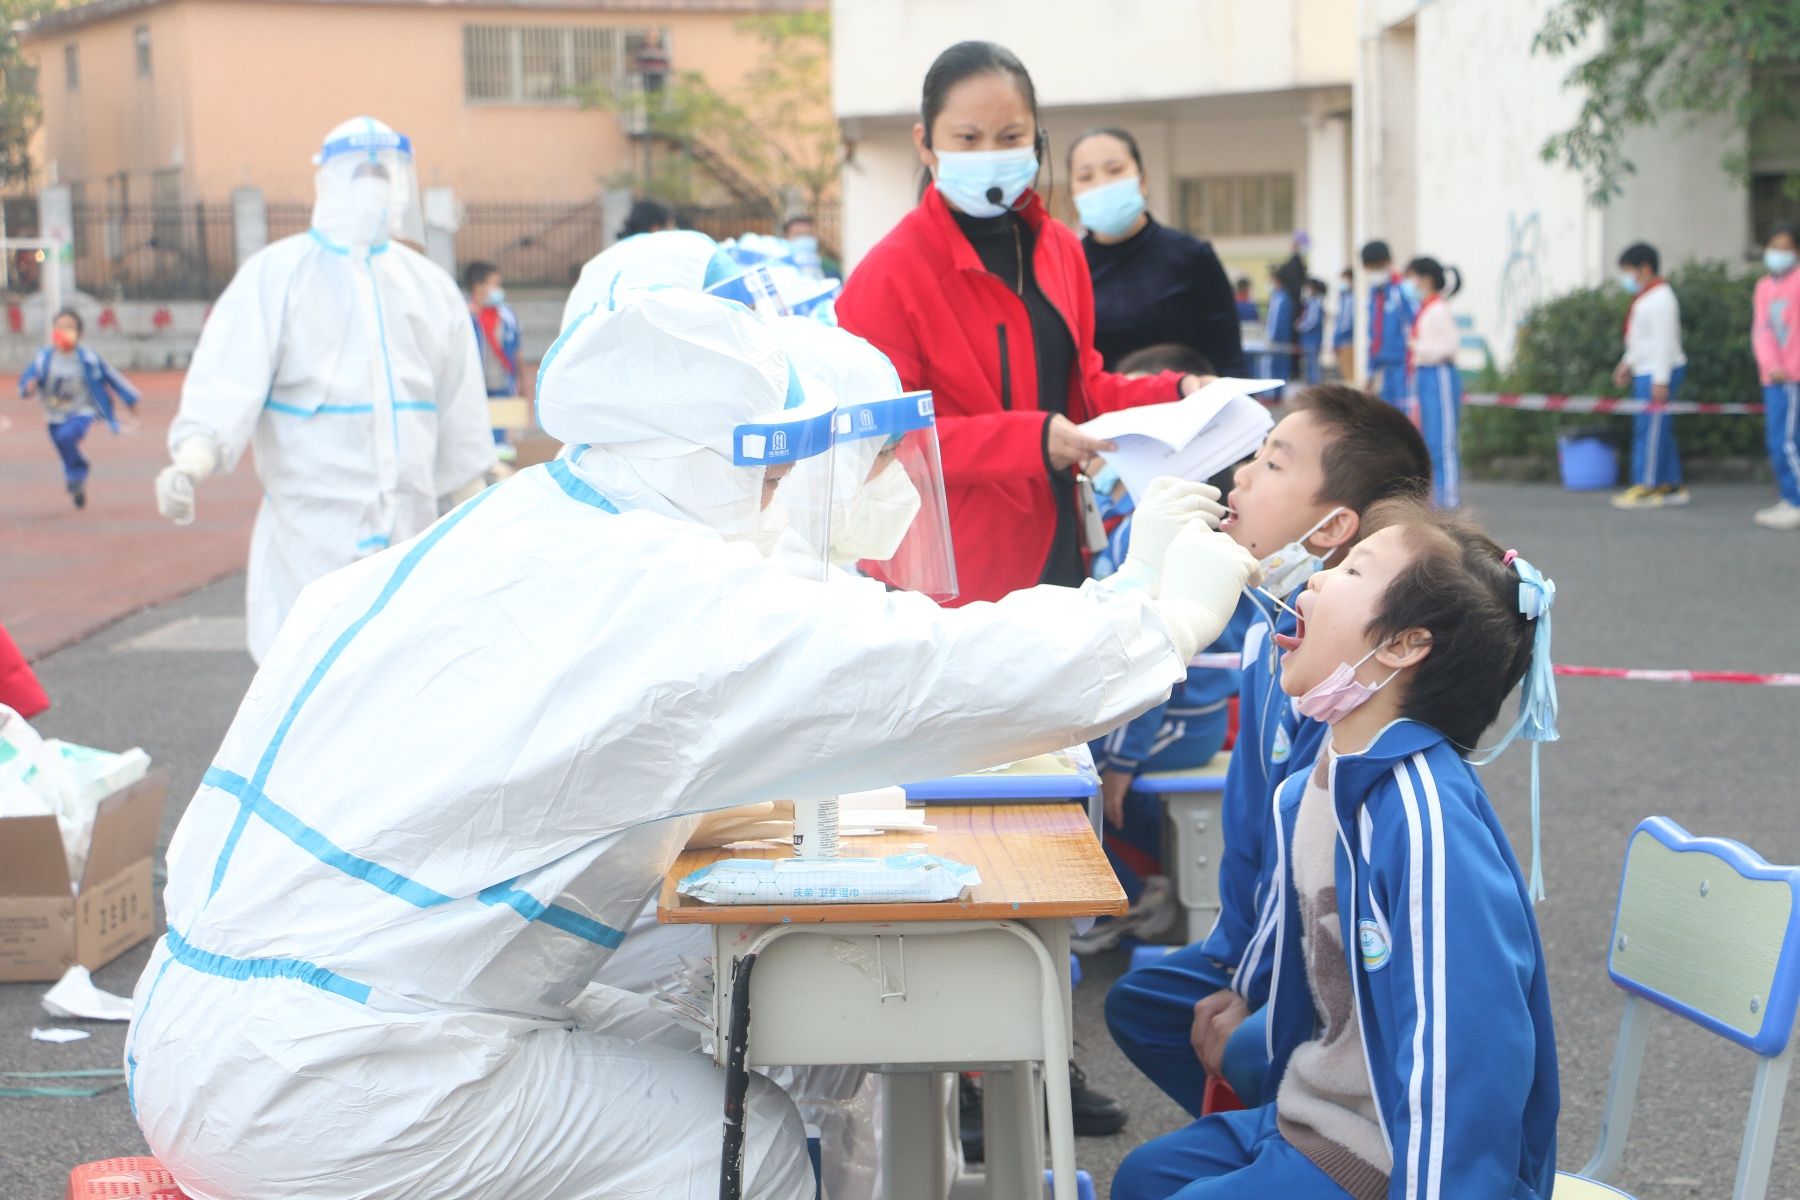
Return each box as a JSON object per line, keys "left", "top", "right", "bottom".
{"left": 0, "top": 770, "right": 167, "bottom": 982}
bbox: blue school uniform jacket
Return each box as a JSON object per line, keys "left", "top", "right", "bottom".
{"left": 1251, "top": 720, "right": 1560, "bottom": 1200}
{"left": 19, "top": 345, "right": 140, "bottom": 430}
{"left": 1332, "top": 284, "right": 1356, "bottom": 349}
{"left": 1367, "top": 277, "right": 1416, "bottom": 373}
{"left": 1193, "top": 597, "right": 1328, "bottom": 995}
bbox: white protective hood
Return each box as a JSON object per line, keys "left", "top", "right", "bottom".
{"left": 310, "top": 116, "right": 423, "bottom": 249}
{"left": 536, "top": 288, "right": 794, "bottom": 540}
{"left": 767, "top": 318, "right": 895, "bottom": 551}
{"left": 561, "top": 230, "right": 735, "bottom": 332}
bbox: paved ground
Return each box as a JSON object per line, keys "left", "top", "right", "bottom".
{"left": 2, "top": 480, "right": 1797, "bottom": 1198}
{"left": 0, "top": 369, "right": 261, "bottom": 659}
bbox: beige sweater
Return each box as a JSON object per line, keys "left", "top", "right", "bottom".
{"left": 1275, "top": 752, "right": 1392, "bottom": 1200}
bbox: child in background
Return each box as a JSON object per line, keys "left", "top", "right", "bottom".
{"left": 17, "top": 308, "right": 139, "bottom": 509}
{"left": 1259, "top": 260, "right": 1303, "bottom": 384}
{"left": 1235, "top": 277, "right": 1259, "bottom": 322}
{"left": 1405, "top": 256, "right": 1465, "bottom": 507}
{"left": 1331, "top": 268, "right": 1355, "bottom": 382}
{"left": 464, "top": 261, "right": 521, "bottom": 466}
{"left": 1105, "top": 386, "right": 1430, "bottom": 1114}
{"left": 1361, "top": 240, "right": 1415, "bottom": 409}
{"left": 1115, "top": 500, "right": 1559, "bottom": 1199}
{"left": 1611, "top": 241, "right": 1689, "bottom": 510}
{"left": 1298, "top": 278, "right": 1326, "bottom": 386}
{"left": 1751, "top": 222, "right": 1800, "bottom": 531}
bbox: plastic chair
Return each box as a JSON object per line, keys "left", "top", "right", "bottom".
{"left": 66, "top": 1157, "right": 193, "bottom": 1199}
{"left": 1132, "top": 753, "right": 1231, "bottom": 942}
{"left": 1555, "top": 817, "right": 1800, "bottom": 1200}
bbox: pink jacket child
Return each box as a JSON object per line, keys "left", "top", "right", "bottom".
{"left": 1751, "top": 240, "right": 1800, "bottom": 522}
{"left": 1752, "top": 266, "right": 1800, "bottom": 385}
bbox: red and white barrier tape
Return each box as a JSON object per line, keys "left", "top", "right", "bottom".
{"left": 1190, "top": 653, "right": 1799, "bottom": 686}
{"left": 1465, "top": 392, "right": 1765, "bottom": 417}
{"left": 1553, "top": 664, "right": 1800, "bottom": 687}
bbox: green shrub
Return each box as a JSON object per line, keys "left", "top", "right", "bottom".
{"left": 1465, "top": 261, "right": 1765, "bottom": 469}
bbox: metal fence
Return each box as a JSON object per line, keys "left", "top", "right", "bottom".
{"left": 7, "top": 198, "right": 840, "bottom": 299}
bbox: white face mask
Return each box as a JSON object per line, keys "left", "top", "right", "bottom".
{"left": 831, "top": 458, "right": 921, "bottom": 563}
{"left": 349, "top": 176, "right": 393, "bottom": 245}
{"left": 1256, "top": 507, "right": 1347, "bottom": 601}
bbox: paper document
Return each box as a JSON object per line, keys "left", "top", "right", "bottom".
{"left": 1081, "top": 376, "right": 1279, "bottom": 500}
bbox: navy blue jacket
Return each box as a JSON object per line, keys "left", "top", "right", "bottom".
{"left": 1083, "top": 219, "right": 1248, "bottom": 377}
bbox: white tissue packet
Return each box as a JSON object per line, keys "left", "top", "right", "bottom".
{"left": 677, "top": 853, "right": 980, "bottom": 905}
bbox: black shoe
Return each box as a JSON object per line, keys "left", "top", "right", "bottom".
{"left": 958, "top": 1072, "right": 984, "bottom": 1164}
{"left": 71, "top": 484, "right": 86, "bottom": 509}
{"left": 1069, "top": 1060, "right": 1128, "bottom": 1137}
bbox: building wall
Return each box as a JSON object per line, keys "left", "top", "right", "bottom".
{"left": 832, "top": 0, "right": 1353, "bottom": 120}
{"left": 29, "top": 0, "right": 809, "bottom": 206}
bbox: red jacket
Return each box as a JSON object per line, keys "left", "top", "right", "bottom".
{"left": 0, "top": 623, "right": 48, "bottom": 718}
{"left": 838, "top": 187, "right": 1182, "bottom": 604}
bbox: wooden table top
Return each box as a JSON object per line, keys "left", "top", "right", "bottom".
{"left": 658, "top": 803, "right": 1128, "bottom": 925}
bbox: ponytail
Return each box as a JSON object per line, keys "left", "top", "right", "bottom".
{"left": 1405, "top": 255, "right": 1460, "bottom": 298}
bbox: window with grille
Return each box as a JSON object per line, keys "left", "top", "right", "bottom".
{"left": 64, "top": 44, "right": 78, "bottom": 91}
{"left": 1176, "top": 173, "right": 1297, "bottom": 239}
{"left": 463, "top": 25, "right": 647, "bottom": 105}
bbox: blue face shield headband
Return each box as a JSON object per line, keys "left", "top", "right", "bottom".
{"left": 1469, "top": 552, "right": 1559, "bottom": 902}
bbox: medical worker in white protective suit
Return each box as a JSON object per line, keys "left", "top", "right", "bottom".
{"left": 153, "top": 116, "right": 495, "bottom": 662}
{"left": 126, "top": 287, "right": 1255, "bottom": 1200}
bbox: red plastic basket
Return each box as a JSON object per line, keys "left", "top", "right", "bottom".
{"left": 66, "top": 1157, "right": 194, "bottom": 1199}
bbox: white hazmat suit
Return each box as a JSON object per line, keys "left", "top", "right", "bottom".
{"left": 127, "top": 289, "right": 1253, "bottom": 1200}
{"left": 156, "top": 116, "right": 495, "bottom": 662}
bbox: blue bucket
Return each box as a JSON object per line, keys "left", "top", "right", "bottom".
{"left": 1557, "top": 435, "right": 1618, "bottom": 491}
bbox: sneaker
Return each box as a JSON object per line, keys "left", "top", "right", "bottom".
{"left": 1611, "top": 485, "right": 1663, "bottom": 510}
{"left": 1754, "top": 500, "right": 1788, "bottom": 520}
{"left": 71, "top": 485, "right": 87, "bottom": 509}
{"left": 1754, "top": 500, "right": 1800, "bottom": 530}
{"left": 1069, "top": 1060, "right": 1128, "bottom": 1136}
{"left": 1658, "top": 486, "right": 1691, "bottom": 507}
{"left": 1125, "top": 875, "right": 1179, "bottom": 943}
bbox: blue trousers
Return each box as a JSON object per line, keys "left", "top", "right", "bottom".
{"left": 1112, "top": 1103, "right": 1350, "bottom": 1200}
{"left": 1630, "top": 367, "right": 1685, "bottom": 488}
{"left": 1372, "top": 364, "right": 1408, "bottom": 408}
{"left": 48, "top": 414, "right": 94, "bottom": 490}
{"left": 1765, "top": 382, "right": 1800, "bottom": 505}
{"left": 1413, "top": 363, "right": 1462, "bottom": 507}
{"left": 1105, "top": 939, "right": 1272, "bottom": 1117}
{"left": 1302, "top": 350, "right": 1322, "bottom": 386}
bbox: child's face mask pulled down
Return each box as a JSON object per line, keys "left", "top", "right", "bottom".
{"left": 1295, "top": 642, "right": 1400, "bottom": 723}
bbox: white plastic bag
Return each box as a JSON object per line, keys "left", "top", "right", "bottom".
{"left": 0, "top": 705, "right": 152, "bottom": 889}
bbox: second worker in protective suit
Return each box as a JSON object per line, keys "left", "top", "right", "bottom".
{"left": 154, "top": 116, "right": 495, "bottom": 662}
{"left": 127, "top": 287, "right": 1257, "bottom": 1200}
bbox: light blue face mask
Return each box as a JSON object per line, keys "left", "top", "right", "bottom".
{"left": 484, "top": 286, "right": 506, "bottom": 307}
{"left": 1765, "top": 247, "right": 1797, "bottom": 276}
{"left": 1399, "top": 279, "right": 1423, "bottom": 308}
{"left": 1618, "top": 272, "right": 1642, "bottom": 296}
{"left": 934, "top": 147, "right": 1039, "bottom": 219}
{"left": 1074, "top": 176, "right": 1147, "bottom": 239}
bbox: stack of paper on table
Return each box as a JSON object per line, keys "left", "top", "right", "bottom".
{"left": 1080, "top": 376, "right": 1280, "bottom": 499}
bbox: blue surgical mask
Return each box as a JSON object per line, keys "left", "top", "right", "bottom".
{"left": 484, "top": 285, "right": 506, "bottom": 307}
{"left": 1075, "top": 176, "right": 1147, "bottom": 239}
{"left": 1399, "top": 279, "right": 1423, "bottom": 307}
{"left": 1256, "top": 506, "right": 1347, "bottom": 601}
{"left": 934, "top": 147, "right": 1039, "bottom": 218}
{"left": 1765, "top": 248, "right": 1797, "bottom": 276}
{"left": 1618, "top": 273, "right": 1641, "bottom": 296}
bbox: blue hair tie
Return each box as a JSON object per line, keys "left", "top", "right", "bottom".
{"left": 1470, "top": 555, "right": 1558, "bottom": 902}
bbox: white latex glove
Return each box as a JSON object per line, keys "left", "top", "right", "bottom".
{"left": 154, "top": 436, "right": 220, "bottom": 526}
{"left": 687, "top": 801, "right": 795, "bottom": 849}
{"left": 1124, "top": 476, "right": 1228, "bottom": 589}
{"left": 1152, "top": 524, "right": 1264, "bottom": 660}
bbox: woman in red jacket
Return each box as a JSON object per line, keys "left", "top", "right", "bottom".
{"left": 838, "top": 41, "right": 1211, "bottom": 604}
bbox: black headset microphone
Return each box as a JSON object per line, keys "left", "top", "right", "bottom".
{"left": 986, "top": 186, "right": 1004, "bottom": 205}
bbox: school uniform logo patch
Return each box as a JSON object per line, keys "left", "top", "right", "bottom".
{"left": 1358, "top": 918, "right": 1392, "bottom": 972}
{"left": 1271, "top": 724, "right": 1292, "bottom": 765}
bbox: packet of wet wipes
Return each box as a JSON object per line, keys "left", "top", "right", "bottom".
{"left": 677, "top": 854, "right": 980, "bottom": 905}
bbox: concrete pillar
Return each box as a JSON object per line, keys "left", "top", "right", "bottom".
{"left": 232, "top": 186, "right": 268, "bottom": 266}
{"left": 38, "top": 184, "right": 76, "bottom": 299}
{"left": 422, "top": 186, "right": 460, "bottom": 278}
{"left": 1304, "top": 111, "right": 1351, "bottom": 277}
{"left": 600, "top": 187, "right": 634, "bottom": 251}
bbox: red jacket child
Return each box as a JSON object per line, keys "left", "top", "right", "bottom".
{"left": 838, "top": 186, "right": 1184, "bottom": 604}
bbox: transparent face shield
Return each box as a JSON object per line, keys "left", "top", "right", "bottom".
{"left": 833, "top": 390, "right": 957, "bottom": 601}
{"left": 732, "top": 395, "right": 837, "bottom": 578}
{"left": 311, "top": 124, "right": 424, "bottom": 249}
{"left": 705, "top": 264, "right": 792, "bottom": 318}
